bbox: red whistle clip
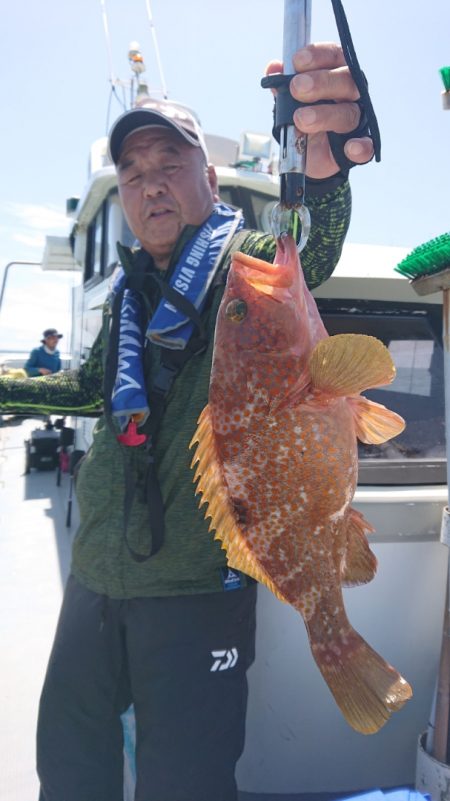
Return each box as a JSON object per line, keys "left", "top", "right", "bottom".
{"left": 117, "top": 420, "right": 147, "bottom": 447}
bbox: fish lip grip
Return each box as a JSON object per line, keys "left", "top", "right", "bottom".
{"left": 262, "top": 0, "right": 381, "bottom": 182}
{"left": 261, "top": 70, "right": 379, "bottom": 179}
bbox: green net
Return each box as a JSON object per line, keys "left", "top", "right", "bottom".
{"left": 0, "top": 333, "right": 104, "bottom": 417}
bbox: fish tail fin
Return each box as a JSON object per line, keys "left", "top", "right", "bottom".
{"left": 309, "top": 625, "right": 412, "bottom": 734}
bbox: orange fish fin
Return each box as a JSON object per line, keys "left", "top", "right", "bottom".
{"left": 309, "top": 334, "right": 396, "bottom": 396}
{"left": 190, "top": 406, "right": 287, "bottom": 603}
{"left": 309, "top": 623, "right": 412, "bottom": 734}
{"left": 340, "top": 508, "right": 377, "bottom": 587}
{"left": 348, "top": 395, "right": 405, "bottom": 444}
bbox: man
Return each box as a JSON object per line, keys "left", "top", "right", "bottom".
{"left": 0, "top": 43, "right": 375, "bottom": 801}
{"left": 24, "top": 328, "right": 63, "bottom": 376}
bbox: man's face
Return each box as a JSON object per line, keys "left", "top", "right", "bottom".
{"left": 44, "top": 335, "right": 59, "bottom": 351}
{"left": 116, "top": 127, "right": 216, "bottom": 269}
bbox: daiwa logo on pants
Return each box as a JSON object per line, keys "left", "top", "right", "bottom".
{"left": 210, "top": 647, "right": 238, "bottom": 672}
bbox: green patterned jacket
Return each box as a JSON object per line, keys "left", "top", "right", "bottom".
{"left": 0, "top": 182, "right": 351, "bottom": 598}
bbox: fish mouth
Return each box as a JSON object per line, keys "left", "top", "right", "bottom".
{"left": 232, "top": 241, "right": 295, "bottom": 298}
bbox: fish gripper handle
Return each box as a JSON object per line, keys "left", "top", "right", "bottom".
{"left": 261, "top": 73, "right": 310, "bottom": 143}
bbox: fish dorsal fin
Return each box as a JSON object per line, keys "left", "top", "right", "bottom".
{"left": 340, "top": 507, "right": 377, "bottom": 587}
{"left": 190, "top": 405, "right": 287, "bottom": 603}
{"left": 308, "top": 334, "right": 396, "bottom": 397}
{"left": 348, "top": 395, "right": 405, "bottom": 444}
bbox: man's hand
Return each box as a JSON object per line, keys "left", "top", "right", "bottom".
{"left": 266, "top": 42, "right": 374, "bottom": 180}
{"left": 38, "top": 368, "right": 52, "bottom": 375}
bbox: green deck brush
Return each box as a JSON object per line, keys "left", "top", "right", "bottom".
{"left": 395, "top": 67, "right": 450, "bottom": 286}
{"left": 395, "top": 232, "right": 450, "bottom": 281}
{"left": 440, "top": 66, "right": 450, "bottom": 93}
{"left": 440, "top": 65, "right": 450, "bottom": 109}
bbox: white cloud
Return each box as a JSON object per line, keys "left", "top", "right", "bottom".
{"left": 0, "top": 201, "right": 71, "bottom": 268}
{"left": 0, "top": 264, "right": 75, "bottom": 354}
{"left": 1, "top": 201, "right": 68, "bottom": 232}
{"left": 12, "top": 232, "right": 46, "bottom": 249}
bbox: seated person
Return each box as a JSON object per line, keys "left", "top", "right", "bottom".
{"left": 25, "top": 328, "right": 63, "bottom": 376}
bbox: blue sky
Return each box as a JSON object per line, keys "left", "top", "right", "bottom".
{"left": 0, "top": 0, "right": 449, "bottom": 351}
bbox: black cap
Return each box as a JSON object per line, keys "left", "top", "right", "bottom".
{"left": 42, "top": 328, "right": 63, "bottom": 343}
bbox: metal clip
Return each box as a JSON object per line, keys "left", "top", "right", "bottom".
{"left": 270, "top": 202, "right": 311, "bottom": 253}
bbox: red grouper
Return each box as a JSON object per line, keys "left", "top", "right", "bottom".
{"left": 190, "top": 233, "right": 413, "bottom": 735}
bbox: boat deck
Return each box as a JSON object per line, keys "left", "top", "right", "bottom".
{"left": 0, "top": 416, "right": 76, "bottom": 801}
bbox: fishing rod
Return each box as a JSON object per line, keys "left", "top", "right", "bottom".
{"left": 262, "top": 0, "right": 312, "bottom": 252}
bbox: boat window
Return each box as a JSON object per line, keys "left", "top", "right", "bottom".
{"left": 316, "top": 298, "right": 446, "bottom": 486}
{"left": 219, "top": 185, "right": 276, "bottom": 232}
{"left": 103, "top": 192, "right": 134, "bottom": 278}
{"left": 84, "top": 206, "right": 104, "bottom": 284}
{"left": 84, "top": 191, "right": 134, "bottom": 285}
{"left": 217, "top": 185, "right": 276, "bottom": 232}
{"left": 217, "top": 185, "right": 255, "bottom": 228}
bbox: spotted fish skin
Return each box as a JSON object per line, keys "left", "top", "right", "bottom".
{"left": 191, "top": 235, "right": 412, "bottom": 734}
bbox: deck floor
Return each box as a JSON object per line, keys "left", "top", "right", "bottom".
{"left": 0, "top": 417, "right": 76, "bottom": 801}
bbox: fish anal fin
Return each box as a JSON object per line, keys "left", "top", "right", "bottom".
{"left": 309, "top": 334, "right": 396, "bottom": 397}
{"left": 348, "top": 395, "right": 405, "bottom": 444}
{"left": 190, "top": 406, "right": 287, "bottom": 603}
{"left": 309, "top": 623, "right": 413, "bottom": 734}
{"left": 341, "top": 507, "right": 377, "bottom": 587}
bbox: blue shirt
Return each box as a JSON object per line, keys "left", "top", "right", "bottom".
{"left": 25, "top": 346, "right": 61, "bottom": 377}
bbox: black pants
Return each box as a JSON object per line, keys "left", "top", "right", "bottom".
{"left": 37, "top": 575, "right": 257, "bottom": 801}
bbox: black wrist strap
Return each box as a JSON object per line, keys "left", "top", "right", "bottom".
{"left": 330, "top": 0, "right": 381, "bottom": 168}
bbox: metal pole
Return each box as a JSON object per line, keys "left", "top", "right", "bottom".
{"left": 145, "top": 0, "right": 169, "bottom": 99}
{"left": 99, "top": 0, "right": 117, "bottom": 87}
{"left": 279, "top": 0, "right": 311, "bottom": 197}
{"left": 0, "top": 262, "right": 41, "bottom": 314}
{"left": 432, "top": 289, "right": 450, "bottom": 764}
{"left": 282, "top": 0, "right": 311, "bottom": 72}
{"left": 430, "top": 69, "right": 450, "bottom": 767}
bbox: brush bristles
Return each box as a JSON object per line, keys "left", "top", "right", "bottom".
{"left": 395, "top": 232, "right": 450, "bottom": 279}
{"left": 440, "top": 66, "right": 450, "bottom": 92}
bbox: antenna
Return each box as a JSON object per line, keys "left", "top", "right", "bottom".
{"left": 144, "top": 0, "right": 169, "bottom": 98}
{"left": 99, "top": 0, "right": 117, "bottom": 87}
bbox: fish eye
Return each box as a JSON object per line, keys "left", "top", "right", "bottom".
{"left": 225, "top": 299, "right": 247, "bottom": 323}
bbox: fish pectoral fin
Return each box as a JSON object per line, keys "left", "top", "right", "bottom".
{"left": 340, "top": 507, "right": 377, "bottom": 587}
{"left": 308, "top": 334, "right": 396, "bottom": 397}
{"left": 190, "top": 405, "right": 287, "bottom": 603}
{"left": 308, "top": 616, "right": 413, "bottom": 734}
{"left": 348, "top": 395, "right": 405, "bottom": 444}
